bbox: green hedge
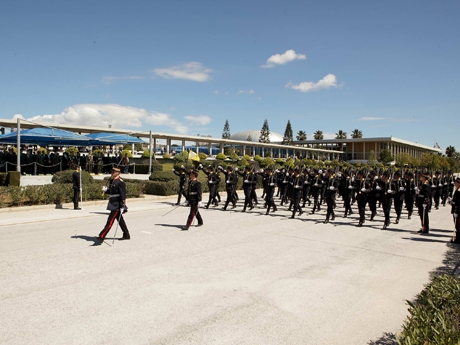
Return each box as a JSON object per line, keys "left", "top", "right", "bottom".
{"left": 143, "top": 181, "right": 177, "bottom": 196}
{"left": 0, "top": 173, "right": 7, "bottom": 186}
{"left": 149, "top": 171, "right": 177, "bottom": 183}
{"left": 127, "top": 163, "right": 163, "bottom": 174}
{"left": 398, "top": 274, "right": 460, "bottom": 344}
{"left": 0, "top": 181, "right": 143, "bottom": 208}
{"left": 7, "top": 171, "right": 21, "bottom": 187}
{"left": 52, "top": 169, "right": 94, "bottom": 185}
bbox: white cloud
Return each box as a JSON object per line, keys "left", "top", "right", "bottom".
{"left": 286, "top": 74, "right": 340, "bottom": 93}
{"left": 237, "top": 89, "right": 255, "bottom": 95}
{"left": 12, "top": 114, "right": 25, "bottom": 120}
{"left": 308, "top": 132, "right": 336, "bottom": 140}
{"left": 184, "top": 115, "right": 211, "bottom": 126}
{"left": 262, "top": 49, "right": 306, "bottom": 68}
{"left": 102, "top": 76, "right": 143, "bottom": 84}
{"left": 153, "top": 62, "right": 212, "bottom": 82}
{"left": 27, "top": 104, "right": 189, "bottom": 134}
{"left": 214, "top": 90, "right": 219, "bottom": 95}
{"left": 359, "top": 117, "right": 385, "bottom": 121}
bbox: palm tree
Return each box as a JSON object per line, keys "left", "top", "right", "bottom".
{"left": 351, "top": 129, "right": 363, "bottom": 139}
{"left": 313, "top": 130, "right": 324, "bottom": 140}
{"left": 445, "top": 145, "right": 456, "bottom": 157}
{"left": 296, "top": 130, "right": 307, "bottom": 141}
{"left": 335, "top": 130, "right": 347, "bottom": 151}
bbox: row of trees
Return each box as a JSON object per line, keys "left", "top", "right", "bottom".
{"left": 222, "top": 119, "right": 364, "bottom": 143}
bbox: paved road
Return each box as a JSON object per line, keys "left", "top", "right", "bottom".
{"left": 1, "top": 192, "right": 459, "bottom": 345}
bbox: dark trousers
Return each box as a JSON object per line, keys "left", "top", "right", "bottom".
{"left": 177, "top": 184, "right": 187, "bottom": 204}
{"left": 223, "top": 188, "right": 236, "bottom": 209}
{"left": 343, "top": 192, "right": 352, "bottom": 215}
{"left": 291, "top": 190, "right": 302, "bottom": 217}
{"left": 368, "top": 195, "right": 378, "bottom": 218}
{"left": 418, "top": 203, "right": 429, "bottom": 232}
{"left": 356, "top": 196, "right": 367, "bottom": 223}
{"left": 206, "top": 184, "right": 217, "bottom": 207}
{"left": 265, "top": 189, "right": 277, "bottom": 214}
{"left": 454, "top": 215, "right": 460, "bottom": 240}
{"left": 73, "top": 188, "right": 80, "bottom": 209}
{"left": 325, "top": 194, "right": 335, "bottom": 220}
{"left": 243, "top": 187, "right": 253, "bottom": 210}
{"left": 382, "top": 197, "right": 392, "bottom": 226}
{"left": 394, "top": 197, "right": 404, "bottom": 219}
{"left": 186, "top": 203, "right": 203, "bottom": 228}
{"left": 99, "top": 210, "right": 129, "bottom": 239}
{"left": 405, "top": 195, "right": 414, "bottom": 217}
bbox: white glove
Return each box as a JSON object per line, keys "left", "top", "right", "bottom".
{"left": 348, "top": 185, "right": 354, "bottom": 189}
{"left": 226, "top": 180, "right": 230, "bottom": 183}
{"left": 399, "top": 187, "right": 405, "bottom": 191}
{"left": 314, "top": 183, "right": 318, "bottom": 187}
{"left": 453, "top": 213, "right": 458, "bottom": 218}
{"left": 270, "top": 183, "right": 275, "bottom": 186}
{"left": 414, "top": 187, "right": 419, "bottom": 191}
{"left": 260, "top": 169, "right": 264, "bottom": 173}
{"left": 329, "top": 186, "right": 335, "bottom": 190}
{"left": 218, "top": 166, "right": 222, "bottom": 169}
{"left": 244, "top": 180, "right": 249, "bottom": 183}
{"left": 376, "top": 186, "right": 381, "bottom": 190}
{"left": 198, "top": 202, "right": 202, "bottom": 207}
{"left": 79, "top": 188, "right": 82, "bottom": 192}
{"left": 286, "top": 173, "right": 289, "bottom": 176}
{"left": 374, "top": 176, "right": 378, "bottom": 180}
{"left": 172, "top": 168, "right": 175, "bottom": 171}
{"left": 102, "top": 186, "right": 108, "bottom": 192}
{"left": 423, "top": 204, "right": 427, "bottom": 208}
{"left": 181, "top": 165, "right": 184, "bottom": 168}
{"left": 439, "top": 184, "right": 442, "bottom": 187}
{"left": 361, "top": 188, "right": 366, "bottom": 192}
{"left": 387, "top": 189, "right": 393, "bottom": 194}
{"left": 337, "top": 173, "right": 341, "bottom": 177}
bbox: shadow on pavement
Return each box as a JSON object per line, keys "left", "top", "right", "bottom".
{"left": 369, "top": 238, "right": 460, "bottom": 344}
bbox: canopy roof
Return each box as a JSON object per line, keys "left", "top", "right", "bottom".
{"left": 0, "top": 129, "right": 146, "bottom": 146}
{"left": 0, "top": 128, "right": 90, "bottom": 146}
{"left": 85, "top": 132, "right": 145, "bottom": 145}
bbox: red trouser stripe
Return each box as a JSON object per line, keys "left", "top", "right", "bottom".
{"left": 100, "top": 210, "right": 120, "bottom": 239}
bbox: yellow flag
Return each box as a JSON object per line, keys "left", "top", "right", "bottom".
{"left": 188, "top": 150, "right": 200, "bottom": 162}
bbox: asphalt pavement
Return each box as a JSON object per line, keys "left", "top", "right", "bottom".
{"left": 1, "top": 185, "right": 459, "bottom": 345}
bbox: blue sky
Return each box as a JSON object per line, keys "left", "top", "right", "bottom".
{"left": 1, "top": 0, "right": 459, "bottom": 150}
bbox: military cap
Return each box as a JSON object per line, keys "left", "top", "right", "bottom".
{"left": 454, "top": 177, "right": 460, "bottom": 183}
{"left": 112, "top": 167, "right": 120, "bottom": 172}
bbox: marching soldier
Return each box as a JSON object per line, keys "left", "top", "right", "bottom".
{"left": 203, "top": 165, "right": 219, "bottom": 208}
{"left": 95, "top": 167, "right": 130, "bottom": 243}
{"left": 368, "top": 170, "right": 380, "bottom": 221}
{"left": 238, "top": 166, "right": 255, "bottom": 212}
{"left": 310, "top": 169, "right": 323, "bottom": 214}
{"left": 354, "top": 170, "right": 369, "bottom": 226}
{"left": 380, "top": 171, "right": 396, "bottom": 229}
{"left": 182, "top": 169, "right": 203, "bottom": 230}
{"left": 341, "top": 170, "right": 354, "bottom": 218}
{"left": 392, "top": 171, "right": 405, "bottom": 224}
{"left": 324, "top": 169, "right": 339, "bottom": 223}
{"left": 173, "top": 165, "right": 188, "bottom": 205}
{"left": 404, "top": 171, "right": 416, "bottom": 219}
{"left": 264, "top": 167, "right": 278, "bottom": 215}
{"left": 431, "top": 171, "right": 442, "bottom": 210}
{"left": 416, "top": 173, "right": 431, "bottom": 233}
{"left": 301, "top": 169, "right": 312, "bottom": 208}
{"left": 222, "top": 166, "right": 237, "bottom": 210}
{"left": 289, "top": 168, "right": 304, "bottom": 218}
{"left": 451, "top": 177, "right": 460, "bottom": 244}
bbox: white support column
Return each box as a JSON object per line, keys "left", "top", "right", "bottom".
{"left": 181, "top": 140, "right": 185, "bottom": 152}
{"left": 352, "top": 142, "right": 355, "bottom": 160}
{"left": 196, "top": 141, "right": 200, "bottom": 154}
{"left": 208, "top": 142, "right": 212, "bottom": 156}
{"left": 220, "top": 143, "right": 224, "bottom": 154}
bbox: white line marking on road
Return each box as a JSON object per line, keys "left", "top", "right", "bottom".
{"left": 141, "top": 231, "right": 152, "bottom": 234}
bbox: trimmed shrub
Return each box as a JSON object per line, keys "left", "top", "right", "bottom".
{"left": 8, "top": 186, "right": 23, "bottom": 206}
{"left": 144, "top": 181, "right": 177, "bottom": 196}
{"left": 398, "top": 274, "right": 460, "bottom": 344}
{"left": 52, "top": 169, "right": 94, "bottom": 185}
{"left": 163, "top": 153, "right": 171, "bottom": 159}
{"left": 0, "top": 186, "right": 8, "bottom": 207}
{"left": 198, "top": 152, "right": 208, "bottom": 160}
{"left": 149, "top": 171, "right": 177, "bottom": 183}
{"left": 7, "top": 171, "right": 21, "bottom": 187}
{"left": 254, "top": 155, "right": 262, "bottom": 162}
{"left": 23, "top": 185, "right": 47, "bottom": 205}
{"left": 216, "top": 153, "right": 226, "bottom": 160}
{"left": 0, "top": 173, "right": 7, "bottom": 186}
